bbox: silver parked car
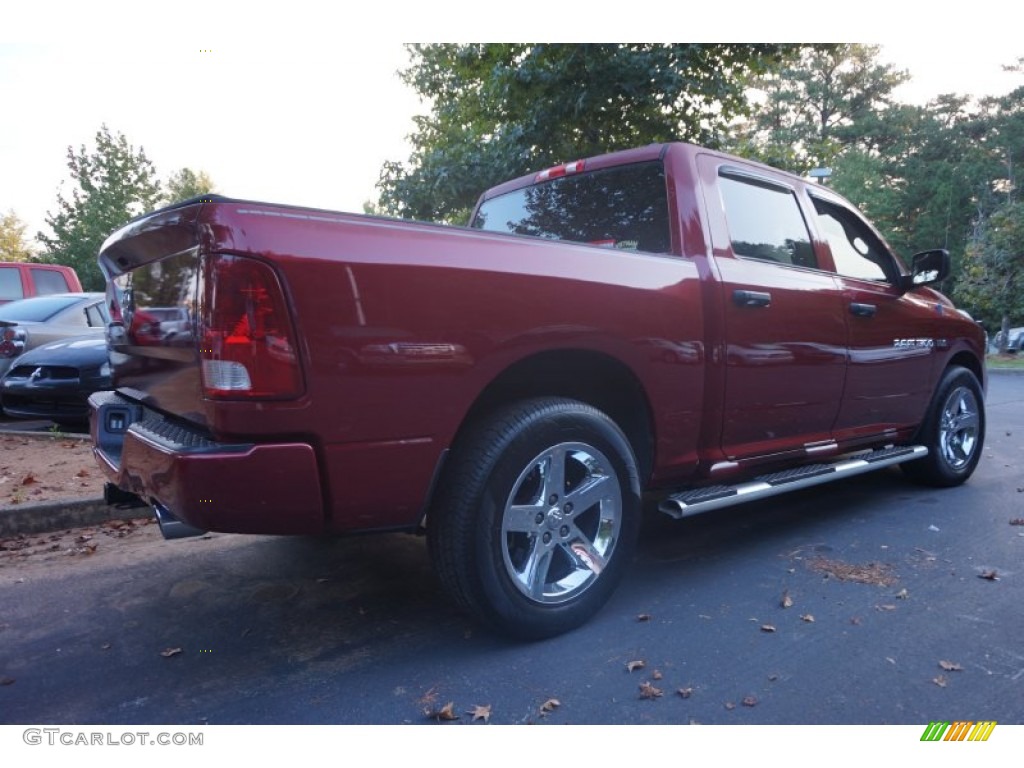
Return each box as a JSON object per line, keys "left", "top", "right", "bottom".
{"left": 0, "top": 293, "right": 108, "bottom": 377}
{"left": 991, "top": 326, "right": 1024, "bottom": 353}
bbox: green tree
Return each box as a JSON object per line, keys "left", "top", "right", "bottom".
{"left": 729, "top": 44, "right": 909, "bottom": 174}
{"left": 0, "top": 210, "right": 34, "bottom": 261}
{"left": 956, "top": 198, "right": 1024, "bottom": 343}
{"left": 37, "top": 125, "right": 162, "bottom": 290}
{"left": 830, "top": 96, "right": 996, "bottom": 274}
{"left": 377, "top": 43, "right": 817, "bottom": 223}
{"left": 832, "top": 64, "right": 1023, "bottom": 286}
{"left": 164, "top": 167, "right": 216, "bottom": 204}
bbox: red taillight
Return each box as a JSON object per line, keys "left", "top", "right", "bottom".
{"left": 535, "top": 159, "right": 585, "bottom": 182}
{"left": 199, "top": 254, "right": 303, "bottom": 399}
{"left": 0, "top": 326, "right": 25, "bottom": 358}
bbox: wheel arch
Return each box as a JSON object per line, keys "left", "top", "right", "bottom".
{"left": 946, "top": 351, "right": 985, "bottom": 393}
{"left": 451, "top": 349, "right": 655, "bottom": 484}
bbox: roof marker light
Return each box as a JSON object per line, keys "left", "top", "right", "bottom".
{"left": 535, "top": 160, "right": 585, "bottom": 183}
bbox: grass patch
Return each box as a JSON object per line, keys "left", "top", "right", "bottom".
{"left": 987, "top": 354, "right": 1024, "bottom": 370}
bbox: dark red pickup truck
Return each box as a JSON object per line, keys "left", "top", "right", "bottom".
{"left": 91, "top": 142, "right": 986, "bottom": 638}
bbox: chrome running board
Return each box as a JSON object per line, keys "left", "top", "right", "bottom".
{"left": 659, "top": 445, "right": 928, "bottom": 519}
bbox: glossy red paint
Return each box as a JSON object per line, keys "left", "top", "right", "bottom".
{"left": 92, "top": 426, "right": 324, "bottom": 535}
{"left": 91, "top": 143, "right": 986, "bottom": 537}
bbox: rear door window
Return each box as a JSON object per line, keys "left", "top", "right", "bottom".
{"left": 85, "top": 303, "right": 108, "bottom": 327}
{"left": 472, "top": 161, "right": 671, "bottom": 254}
{"left": 30, "top": 267, "right": 71, "bottom": 295}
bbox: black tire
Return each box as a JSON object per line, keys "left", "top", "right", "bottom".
{"left": 902, "top": 366, "right": 985, "bottom": 487}
{"left": 428, "top": 398, "right": 641, "bottom": 640}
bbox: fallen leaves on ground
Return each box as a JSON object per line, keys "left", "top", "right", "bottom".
{"left": 932, "top": 675, "right": 947, "bottom": 688}
{"left": 626, "top": 659, "right": 645, "bottom": 672}
{"left": 724, "top": 702, "right": 736, "bottom": 710}
{"left": 938, "top": 660, "right": 963, "bottom": 672}
{"left": 978, "top": 570, "right": 999, "bottom": 581}
{"left": 160, "top": 647, "right": 182, "bottom": 658}
{"left": 540, "top": 698, "right": 560, "bottom": 715}
{"left": 800, "top": 614, "right": 815, "bottom": 623}
{"left": 895, "top": 588, "right": 909, "bottom": 599}
{"left": 467, "top": 704, "right": 491, "bottom": 723}
{"left": 677, "top": 687, "right": 693, "bottom": 699}
{"left": 426, "top": 702, "right": 459, "bottom": 722}
{"left": 0, "top": 519, "right": 153, "bottom": 566}
{"left": 651, "top": 669, "right": 663, "bottom": 680}
{"left": 418, "top": 687, "right": 438, "bottom": 713}
{"left": 636, "top": 613, "right": 652, "bottom": 622}
{"left": 638, "top": 681, "right": 663, "bottom": 699}
{"left": 0, "top": 435, "right": 106, "bottom": 507}
{"left": 807, "top": 556, "right": 897, "bottom": 586}
{"left": 780, "top": 590, "right": 793, "bottom": 608}
{"left": 760, "top": 624, "right": 776, "bottom": 633}
{"left": 741, "top": 696, "right": 758, "bottom": 707}
{"left": 1009, "top": 518, "right": 1024, "bottom": 525}
{"left": 418, "top": 688, "right": 458, "bottom": 722}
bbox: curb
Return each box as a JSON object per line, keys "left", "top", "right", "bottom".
{"left": 0, "top": 498, "right": 151, "bottom": 538}
{"left": 989, "top": 367, "right": 1024, "bottom": 376}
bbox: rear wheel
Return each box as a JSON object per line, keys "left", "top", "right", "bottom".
{"left": 902, "top": 366, "right": 985, "bottom": 487}
{"left": 428, "top": 398, "right": 641, "bottom": 640}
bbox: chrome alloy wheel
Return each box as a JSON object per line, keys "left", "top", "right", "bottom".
{"left": 500, "top": 442, "right": 622, "bottom": 604}
{"left": 938, "top": 385, "right": 981, "bottom": 470}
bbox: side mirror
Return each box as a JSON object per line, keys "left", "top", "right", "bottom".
{"left": 901, "top": 249, "right": 950, "bottom": 291}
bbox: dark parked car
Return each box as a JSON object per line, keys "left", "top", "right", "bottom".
{"left": 1, "top": 337, "right": 111, "bottom": 427}
{"left": 0, "top": 293, "right": 108, "bottom": 377}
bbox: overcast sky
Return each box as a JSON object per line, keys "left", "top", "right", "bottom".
{"left": 2, "top": 26, "right": 1020, "bottom": 243}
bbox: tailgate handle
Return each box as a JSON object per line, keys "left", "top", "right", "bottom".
{"left": 733, "top": 289, "right": 772, "bottom": 308}
{"left": 850, "top": 302, "right": 877, "bottom": 318}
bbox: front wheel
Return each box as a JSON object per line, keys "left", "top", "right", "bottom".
{"left": 902, "top": 366, "right": 985, "bottom": 487}
{"left": 428, "top": 398, "right": 641, "bottom": 640}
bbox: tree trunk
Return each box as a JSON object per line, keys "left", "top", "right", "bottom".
{"left": 998, "top": 314, "right": 1011, "bottom": 354}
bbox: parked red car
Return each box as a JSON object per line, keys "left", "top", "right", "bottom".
{"left": 0, "top": 262, "right": 83, "bottom": 304}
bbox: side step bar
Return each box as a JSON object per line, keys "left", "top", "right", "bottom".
{"left": 659, "top": 445, "right": 927, "bottom": 519}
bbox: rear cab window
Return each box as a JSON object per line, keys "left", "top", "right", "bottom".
{"left": 471, "top": 161, "right": 672, "bottom": 255}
